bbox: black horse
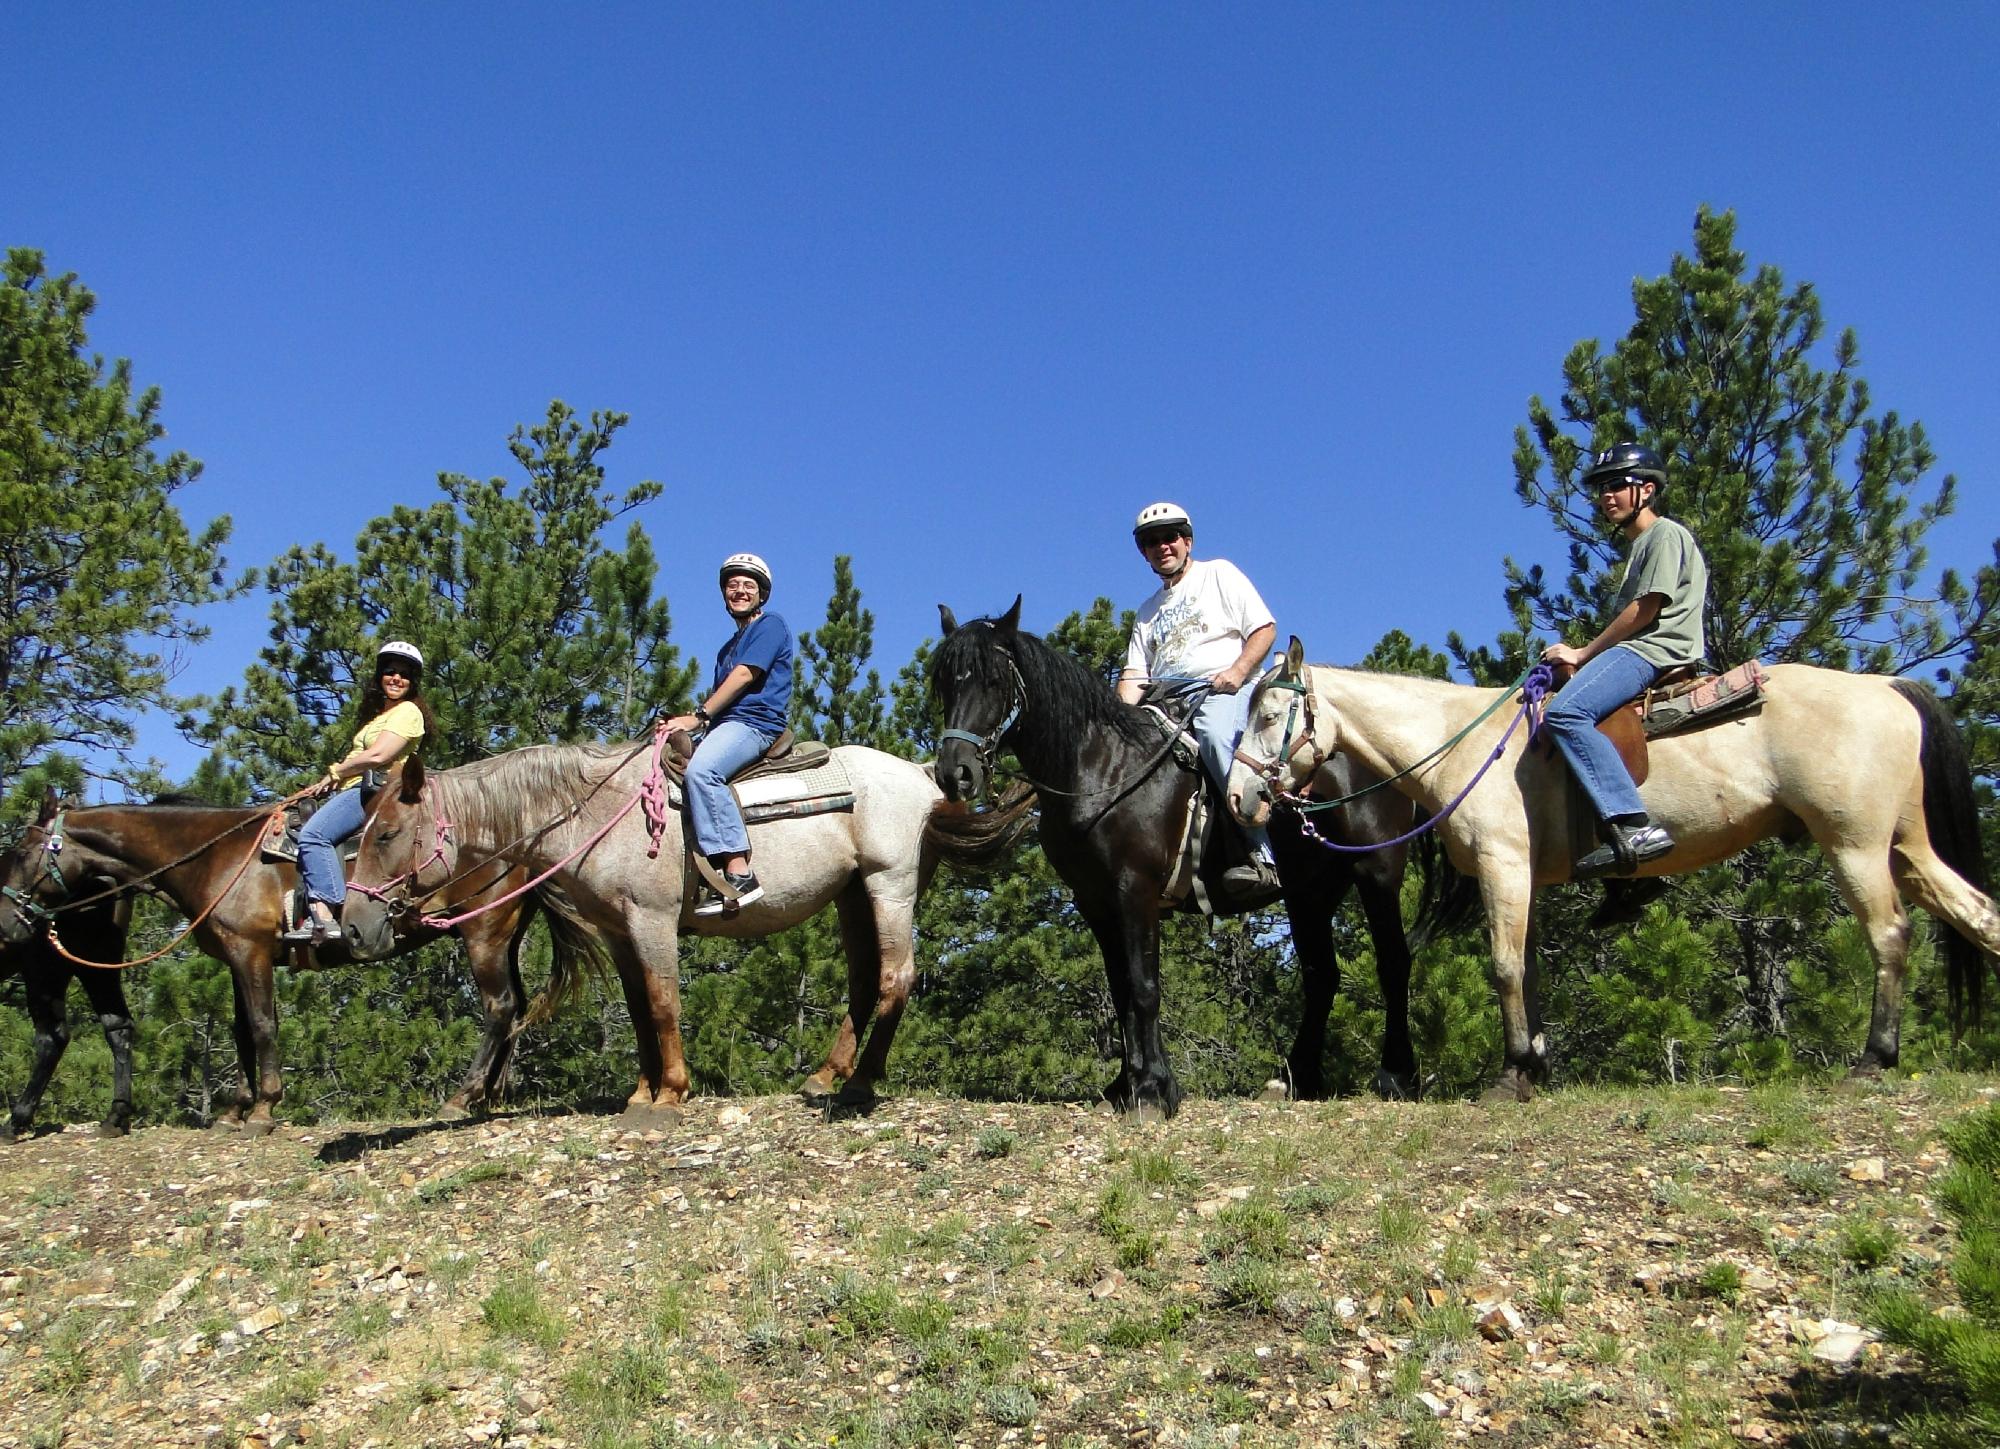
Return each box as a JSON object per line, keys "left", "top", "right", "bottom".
{"left": 932, "top": 598, "right": 1476, "bottom": 1119}
{"left": 2, "top": 898, "right": 136, "bottom": 1141}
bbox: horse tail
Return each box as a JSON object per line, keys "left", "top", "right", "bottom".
{"left": 523, "top": 880, "right": 611, "bottom": 1027}
{"left": 1891, "top": 678, "right": 1991, "bottom": 1033}
{"left": 922, "top": 783, "right": 1038, "bottom": 873}
{"left": 1407, "top": 823, "right": 1483, "bottom": 951}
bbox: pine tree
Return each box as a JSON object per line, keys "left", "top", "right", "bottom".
{"left": 791, "top": 555, "right": 888, "bottom": 747}
{"left": 0, "top": 249, "right": 244, "bottom": 812}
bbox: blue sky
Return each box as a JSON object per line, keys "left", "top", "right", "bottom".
{"left": 7, "top": 3, "right": 1996, "bottom": 784}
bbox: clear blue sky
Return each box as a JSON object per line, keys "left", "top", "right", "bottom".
{"left": 7, "top": 3, "right": 1996, "bottom": 784}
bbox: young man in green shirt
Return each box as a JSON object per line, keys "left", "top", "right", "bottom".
{"left": 1540, "top": 443, "right": 1709, "bottom": 878}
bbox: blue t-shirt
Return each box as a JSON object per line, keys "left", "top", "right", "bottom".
{"left": 714, "top": 612, "right": 794, "bottom": 734}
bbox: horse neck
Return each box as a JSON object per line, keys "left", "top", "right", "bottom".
{"left": 63, "top": 807, "right": 262, "bottom": 907}
{"left": 1009, "top": 646, "right": 1151, "bottom": 792}
{"left": 439, "top": 742, "right": 647, "bottom": 866}
{"left": 1310, "top": 669, "right": 1506, "bottom": 805}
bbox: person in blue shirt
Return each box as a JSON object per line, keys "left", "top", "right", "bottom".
{"left": 664, "top": 553, "right": 795, "bottom": 913}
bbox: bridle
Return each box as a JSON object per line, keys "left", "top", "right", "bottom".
{"left": 938, "top": 646, "right": 1027, "bottom": 778}
{"left": 347, "top": 777, "right": 459, "bottom": 920}
{"left": 0, "top": 815, "right": 73, "bottom": 930}
{"left": 1232, "top": 673, "right": 1327, "bottom": 797}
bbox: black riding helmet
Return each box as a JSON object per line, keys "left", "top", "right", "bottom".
{"left": 1580, "top": 442, "right": 1667, "bottom": 492}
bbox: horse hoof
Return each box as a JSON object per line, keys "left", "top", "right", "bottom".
{"left": 0, "top": 1123, "right": 19, "bottom": 1145}
{"left": 209, "top": 1117, "right": 243, "bottom": 1134}
{"left": 1122, "top": 1102, "right": 1170, "bottom": 1125}
{"left": 799, "top": 1076, "right": 837, "bottom": 1103}
{"left": 1258, "top": 1078, "right": 1290, "bottom": 1103}
{"left": 1374, "top": 1071, "right": 1420, "bottom": 1102}
{"left": 619, "top": 1101, "right": 683, "bottom": 1132}
{"left": 243, "top": 1117, "right": 281, "bottom": 1139}
{"left": 437, "top": 1101, "right": 473, "bottom": 1122}
{"left": 1479, "top": 1078, "right": 1532, "bottom": 1105}
{"left": 97, "top": 1121, "right": 132, "bottom": 1139}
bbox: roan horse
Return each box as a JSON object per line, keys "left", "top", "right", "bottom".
{"left": 1, "top": 897, "right": 134, "bottom": 1141}
{"left": 339, "top": 739, "right": 1024, "bottom": 1119}
{"left": 0, "top": 793, "right": 604, "bottom": 1134}
{"left": 930, "top": 599, "right": 1475, "bottom": 1121}
{"left": 1229, "top": 640, "right": 2000, "bottom": 1100}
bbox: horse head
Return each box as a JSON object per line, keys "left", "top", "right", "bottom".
{"left": 932, "top": 596, "right": 1026, "bottom": 804}
{"left": 1229, "top": 636, "right": 1330, "bottom": 828}
{"left": 0, "top": 790, "right": 74, "bottom": 946}
{"left": 342, "top": 757, "right": 453, "bottom": 960}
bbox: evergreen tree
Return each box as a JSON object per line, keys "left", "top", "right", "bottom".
{"left": 791, "top": 555, "right": 888, "bottom": 747}
{"left": 0, "top": 248, "right": 244, "bottom": 812}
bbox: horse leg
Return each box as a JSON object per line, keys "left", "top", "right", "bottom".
{"left": 212, "top": 964, "right": 257, "bottom": 1130}
{"left": 1078, "top": 893, "right": 1181, "bottom": 1121}
{"left": 76, "top": 967, "right": 136, "bottom": 1137}
{"left": 610, "top": 924, "right": 689, "bottom": 1122}
{"left": 232, "top": 953, "right": 285, "bottom": 1136}
{"left": 4, "top": 963, "right": 70, "bottom": 1143}
{"left": 1356, "top": 869, "right": 1420, "bottom": 1101}
{"left": 834, "top": 880, "right": 921, "bottom": 1110}
{"left": 1283, "top": 894, "right": 1338, "bottom": 1101}
{"left": 803, "top": 878, "right": 876, "bottom": 1103}
{"left": 445, "top": 936, "right": 521, "bottom": 1119}
{"left": 1827, "top": 847, "right": 1916, "bottom": 1076}
{"left": 1478, "top": 869, "right": 1546, "bottom": 1103}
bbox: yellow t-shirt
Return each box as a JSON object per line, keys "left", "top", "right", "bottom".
{"left": 341, "top": 701, "right": 425, "bottom": 789}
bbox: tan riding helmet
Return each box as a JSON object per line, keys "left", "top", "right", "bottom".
{"left": 719, "top": 552, "right": 773, "bottom": 601}
{"left": 1132, "top": 502, "right": 1193, "bottom": 539}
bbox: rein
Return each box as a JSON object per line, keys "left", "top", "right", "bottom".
{"left": 1273, "top": 663, "right": 1554, "bottom": 856}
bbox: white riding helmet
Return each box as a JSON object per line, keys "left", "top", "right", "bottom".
{"left": 1132, "top": 501, "right": 1193, "bottom": 538}
{"left": 376, "top": 640, "right": 424, "bottom": 675}
{"left": 719, "top": 552, "right": 773, "bottom": 600}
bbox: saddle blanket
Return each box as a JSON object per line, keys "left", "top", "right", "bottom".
{"left": 734, "top": 754, "right": 855, "bottom": 825}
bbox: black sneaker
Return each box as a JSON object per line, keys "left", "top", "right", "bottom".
{"left": 695, "top": 870, "right": 764, "bottom": 917}
{"left": 1573, "top": 821, "right": 1675, "bottom": 880}
{"left": 1221, "top": 857, "right": 1281, "bottom": 896}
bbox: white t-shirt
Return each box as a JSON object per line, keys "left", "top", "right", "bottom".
{"left": 1122, "top": 557, "right": 1276, "bottom": 684}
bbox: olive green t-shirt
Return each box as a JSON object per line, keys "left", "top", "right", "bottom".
{"left": 1612, "top": 516, "right": 1707, "bottom": 669}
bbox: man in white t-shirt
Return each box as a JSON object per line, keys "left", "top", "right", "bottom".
{"left": 1116, "top": 501, "right": 1279, "bottom": 894}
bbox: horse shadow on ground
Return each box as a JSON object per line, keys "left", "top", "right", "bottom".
{"left": 311, "top": 1101, "right": 598, "bottom": 1165}
{"left": 1762, "top": 1362, "right": 1949, "bottom": 1444}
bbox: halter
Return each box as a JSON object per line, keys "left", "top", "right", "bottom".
{"left": 0, "top": 814, "right": 70, "bottom": 928}
{"left": 1231, "top": 677, "right": 1325, "bottom": 793}
{"left": 347, "top": 776, "right": 459, "bottom": 918}
{"left": 938, "top": 647, "right": 1027, "bottom": 773}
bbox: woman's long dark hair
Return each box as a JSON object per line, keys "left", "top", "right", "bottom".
{"left": 358, "top": 666, "right": 437, "bottom": 744}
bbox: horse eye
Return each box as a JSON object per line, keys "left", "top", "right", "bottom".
{"left": 954, "top": 666, "right": 974, "bottom": 684}
{"left": 379, "top": 827, "right": 400, "bottom": 845}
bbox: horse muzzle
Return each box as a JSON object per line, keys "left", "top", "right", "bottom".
{"left": 935, "top": 743, "right": 988, "bottom": 805}
{"left": 340, "top": 895, "right": 398, "bottom": 960}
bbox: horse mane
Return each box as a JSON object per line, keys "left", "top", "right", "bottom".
{"left": 442, "top": 738, "right": 649, "bottom": 839}
{"left": 933, "top": 617, "right": 1154, "bottom": 780}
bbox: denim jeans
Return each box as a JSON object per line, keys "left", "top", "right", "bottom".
{"left": 1543, "top": 645, "right": 1658, "bottom": 821}
{"left": 297, "top": 784, "right": 369, "bottom": 907}
{"left": 1171, "top": 682, "right": 1271, "bottom": 860}
{"left": 686, "top": 719, "right": 777, "bottom": 858}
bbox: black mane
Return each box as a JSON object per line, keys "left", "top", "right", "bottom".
{"left": 932, "top": 616, "right": 1155, "bottom": 781}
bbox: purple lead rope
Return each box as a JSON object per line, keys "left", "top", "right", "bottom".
{"left": 1288, "top": 664, "right": 1554, "bottom": 856}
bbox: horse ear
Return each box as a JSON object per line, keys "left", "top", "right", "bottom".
{"left": 939, "top": 605, "right": 958, "bottom": 637}
{"left": 998, "top": 595, "right": 1023, "bottom": 636}
{"left": 399, "top": 756, "right": 425, "bottom": 804}
{"left": 1286, "top": 636, "right": 1307, "bottom": 678}
{"left": 39, "top": 786, "right": 60, "bottom": 823}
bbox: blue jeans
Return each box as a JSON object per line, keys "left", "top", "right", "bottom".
{"left": 1543, "top": 646, "right": 1658, "bottom": 822}
{"left": 686, "top": 719, "right": 777, "bottom": 858}
{"left": 1173, "top": 683, "right": 1271, "bottom": 860}
{"left": 298, "top": 785, "right": 369, "bottom": 907}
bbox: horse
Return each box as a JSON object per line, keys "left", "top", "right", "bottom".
{"left": 338, "top": 739, "right": 1025, "bottom": 1120}
{"left": 929, "top": 598, "right": 1476, "bottom": 1121}
{"left": 1227, "top": 640, "right": 2000, "bottom": 1101}
{"left": 0, "top": 791, "right": 606, "bottom": 1134}
{"left": 1, "top": 897, "right": 135, "bottom": 1141}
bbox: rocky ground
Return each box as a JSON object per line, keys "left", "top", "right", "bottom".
{"left": 0, "top": 1076, "right": 1982, "bottom": 1448}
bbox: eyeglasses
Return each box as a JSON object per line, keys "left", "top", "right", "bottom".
{"left": 378, "top": 667, "right": 412, "bottom": 680}
{"left": 1137, "top": 530, "right": 1187, "bottom": 549}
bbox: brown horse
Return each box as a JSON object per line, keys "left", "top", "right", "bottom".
{"left": 0, "top": 792, "right": 605, "bottom": 1134}
{"left": 1, "top": 897, "right": 135, "bottom": 1141}
{"left": 1228, "top": 642, "right": 2000, "bottom": 1100}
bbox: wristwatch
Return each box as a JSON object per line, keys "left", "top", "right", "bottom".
{"left": 694, "top": 705, "right": 711, "bottom": 726}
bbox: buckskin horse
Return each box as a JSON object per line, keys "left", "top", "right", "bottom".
{"left": 338, "top": 737, "right": 1026, "bottom": 1120}
{"left": 1, "top": 896, "right": 135, "bottom": 1141}
{"left": 930, "top": 599, "right": 1476, "bottom": 1121}
{"left": 0, "top": 792, "right": 605, "bottom": 1134}
{"left": 1228, "top": 640, "right": 2000, "bottom": 1101}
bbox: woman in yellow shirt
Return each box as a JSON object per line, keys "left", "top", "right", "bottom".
{"left": 282, "top": 641, "right": 434, "bottom": 944}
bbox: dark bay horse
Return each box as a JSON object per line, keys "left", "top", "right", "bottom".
{"left": 1229, "top": 642, "right": 2000, "bottom": 1100}
{"left": 931, "top": 599, "right": 1474, "bottom": 1120}
{"left": 0, "top": 794, "right": 604, "bottom": 1134}
{"left": 1, "top": 898, "right": 135, "bottom": 1141}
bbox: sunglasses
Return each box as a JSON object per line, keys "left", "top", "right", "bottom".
{"left": 1137, "top": 530, "right": 1187, "bottom": 548}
